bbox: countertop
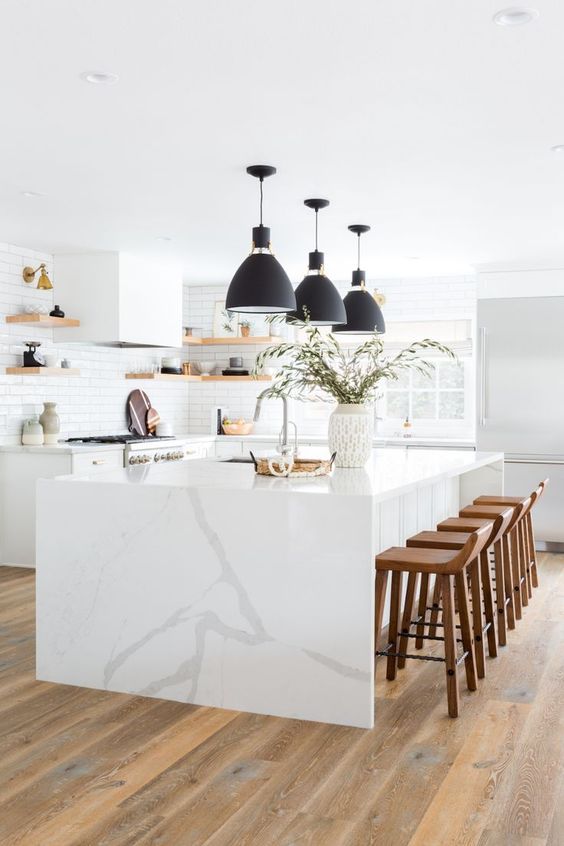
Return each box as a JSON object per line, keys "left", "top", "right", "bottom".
{"left": 0, "top": 432, "right": 473, "bottom": 455}
{"left": 51, "top": 448, "right": 503, "bottom": 501}
{"left": 215, "top": 433, "right": 476, "bottom": 449}
{"left": 0, "top": 435, "right": 216, "bottom": 455}
{"left": 0, "top": 442, "right": 127, "bottom": 455}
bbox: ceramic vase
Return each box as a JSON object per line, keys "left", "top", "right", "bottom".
{"left": 328, "top": 404, "right": 374, "bottom": 468}
{"left": 22, "top": 416, "right": 44, "bottom": 446}
{"left": 39, "top": 402, "right": 60, "bottom": 445}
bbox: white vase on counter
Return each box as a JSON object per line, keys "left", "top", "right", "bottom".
{"left": 22, "top": 416, "right": 44, "bottom": 445}
{"left": 328, "top": 404, "right": 374, "bottom": 468}
{"left": 39, "top": 402, "right": 60, "bottom": 445}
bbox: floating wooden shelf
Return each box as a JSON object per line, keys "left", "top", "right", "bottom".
{"left": 6, "top": 367, "right": 80, "bottom": 376}
{"left": 125, "top": 373, "right": 201, "bottom": 381}
{"left": 6, "top": 314, "right": 80, "bottom": 327}
{"left": 182, "top": 336, "right": 281, "bottom": 346}
{"left": 124, "top": 373, "right": 272, "bottom": 383}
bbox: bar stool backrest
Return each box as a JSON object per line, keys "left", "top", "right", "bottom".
{"left": 533, "top": 478, "right": 549, "bottom": 507}
{"left": 490, "top": 509, "right": 513, "bottom": 545}
{"left": 447, "top": 523, "right": 492, "bottom": 573}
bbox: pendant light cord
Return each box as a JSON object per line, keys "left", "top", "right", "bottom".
{"left": 259, "top": 178, "right": 263, "bottom": 226}
{"left": 315, "top": 209, "right": 318, "bottom": 251}
{"left": 357, "top": 232, "right": 361, "bottom": 269}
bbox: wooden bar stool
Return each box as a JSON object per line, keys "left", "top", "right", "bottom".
{"left": 404, "top": 527, "right": 498, "bottom": 679}
{"left": 375, "top": 525, "right": 491, "bottom": 718}
{"left": 459, "top": 503, "right": 523, "bottom": 624}
{"left": 437, "top": 510, "right": 514, "bottom": 647}
{"left": 473, "top": 479, "right": 548, "bottom": 596}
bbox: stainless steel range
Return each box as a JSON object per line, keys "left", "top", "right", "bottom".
{"left": 125, "top": 438, "right": 194, "bottom": 466}
{"left": 65, "top": 435, "right": 199, "bottom": 466}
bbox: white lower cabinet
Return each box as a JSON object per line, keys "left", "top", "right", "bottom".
{"left": 504, "top": 459, "right": 564, "bottom": 544}
{"left": 183, "top": 442, "right": 213, "bottom": 460}
{"left": 72, "top": 449, "right": 124, "bottom": 475}
{"left": 0, "top": 449, "right": 124, "bottom": 568}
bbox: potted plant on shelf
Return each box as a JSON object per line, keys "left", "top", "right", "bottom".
{"left": 254, "top": 319, "right": 454, "bottom": 468}
{"left": 239, "top": 318, "right": 252, "bottom": 338}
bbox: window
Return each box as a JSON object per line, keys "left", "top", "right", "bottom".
{"left": 382, "top": 355, "right": 473, "bottom": 432}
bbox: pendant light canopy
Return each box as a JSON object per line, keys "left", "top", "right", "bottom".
{"left": 332, "top": 225, "right": 386, "bottom": 335}
{"left": 226, "top": 165, "right": 296, "bottom": 314}
{"left": 290, "top": 199, "right": 347, "bottom": 326}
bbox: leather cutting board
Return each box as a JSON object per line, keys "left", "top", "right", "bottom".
{"left": 127, "top": 389, "right": 151, "bottom": 437}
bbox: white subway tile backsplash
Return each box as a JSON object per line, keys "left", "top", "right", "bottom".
{"left": 0, "top": 242, "right": 476, "bottom": 443}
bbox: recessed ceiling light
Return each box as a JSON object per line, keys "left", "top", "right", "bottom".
{"left": 80, "top": 71, "right": 119, "bottom": 85}
{"left": 550, "top": 145, "right": 564, "bottom": 153}
{"left": 493, "top": 7, "right": 539, "bottom": 26}
{"left": 156, "top": 236, "right": 172, "bottom": 242}
{"left": 21, "top": 190, "right": 44, "bottom": 198}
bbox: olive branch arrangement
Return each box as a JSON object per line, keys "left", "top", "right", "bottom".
{"left": 253, "top": 315, "right": 455, "bottom": 405}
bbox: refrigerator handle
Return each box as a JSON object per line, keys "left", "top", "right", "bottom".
{"left": 479, "top": 327, "right": 487, "bottom": 427}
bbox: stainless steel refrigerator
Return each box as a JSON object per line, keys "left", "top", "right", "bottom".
{"left": 477, "top": 296, "right": 564, "bottom": 546}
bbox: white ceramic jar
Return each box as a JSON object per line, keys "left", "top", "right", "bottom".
{"left": 328, "top": 404, "right": 374, "bottom": 468}
{"left": 22, "top": 416, "right": 44, "bottom": 446}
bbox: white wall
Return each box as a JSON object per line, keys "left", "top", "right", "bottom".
{"left": 0, "top": 243, "right": 192, "bottom": 445}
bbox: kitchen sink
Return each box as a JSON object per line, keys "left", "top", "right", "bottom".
{"left": 221, "top": 456, "right": 255, "bottom": 463}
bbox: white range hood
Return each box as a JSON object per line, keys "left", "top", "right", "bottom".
{"left": 53, "top": 252, "right": 183, "bottom": 347}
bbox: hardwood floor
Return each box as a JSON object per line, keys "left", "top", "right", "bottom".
{"left": 0, "top": 556, "right": 563, "bottom": 846}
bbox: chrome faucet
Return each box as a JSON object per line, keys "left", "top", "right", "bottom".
{"left": 253, "top": 390, "right": 298, "bottom": 456}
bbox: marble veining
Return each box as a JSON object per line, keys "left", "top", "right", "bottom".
{"left": 36, "top": 449, "right": 503, "bottom": 728}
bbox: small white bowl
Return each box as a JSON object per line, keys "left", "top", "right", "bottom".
{"left": 197, "top": 360, "right": 215, "bottom": 376}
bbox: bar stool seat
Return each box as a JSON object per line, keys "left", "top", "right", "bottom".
{"left": 437, "top": 517, "right": 493, "bottom": 533}
{"left": 472, "top": 479, "right": 548, "bottom": 592}
{"left": 460, "top": 502, "right": 526, "bottom": 620}
{"left": 406, "top": 527, "right": 498, "bottom": 678}
{"left": 375, "top": 526, "right": 491, "bottom": 717}
{"left": 439, "top": 509, "right": 514, "bottom": 647}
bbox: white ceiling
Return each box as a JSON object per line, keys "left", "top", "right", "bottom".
{"left": 2, "top": 0, "right": 564, "bottom": 284}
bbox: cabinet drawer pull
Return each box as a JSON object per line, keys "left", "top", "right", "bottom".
{"left": 92, "top": 459, "right": 106, "bottom": 465}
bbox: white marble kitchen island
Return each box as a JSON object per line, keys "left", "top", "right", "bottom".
{"left": 36, "top": 449, "right": 503, "bottom": 729}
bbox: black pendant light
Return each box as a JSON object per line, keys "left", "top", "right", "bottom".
{"left": 290, "top": 199, "right": 346, "bottom": 325}
{"left": 333, "top": 225, "right": 386, "bottom": 335}
{"left": 226, "top": 165, "right": 296, "bottom": 314}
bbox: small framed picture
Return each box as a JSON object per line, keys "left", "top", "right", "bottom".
{"left": 213, "top": 301, "right": 238, "bottom": 337}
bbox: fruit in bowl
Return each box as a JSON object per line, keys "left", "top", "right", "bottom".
{"left": 222, "top": 418, "right": 254, "bottom": 436}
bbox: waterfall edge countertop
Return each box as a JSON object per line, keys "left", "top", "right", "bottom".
{"left": 36, "top": 449, "right": 503, "bottom": 729}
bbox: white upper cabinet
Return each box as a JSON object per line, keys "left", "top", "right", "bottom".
{"left": 478, "top": 268, "right": 564, "bottom": 299}
{"left": 53, "top": 252, "right": 183, "bottom": 347}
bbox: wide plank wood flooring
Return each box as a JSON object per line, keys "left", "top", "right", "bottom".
{"left": 0, "top": 556, "right": 563, "bottom": 845}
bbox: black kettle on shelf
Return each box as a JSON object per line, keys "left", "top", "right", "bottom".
{"left": 23, "top": 341, "right": 45, "bottom": 367}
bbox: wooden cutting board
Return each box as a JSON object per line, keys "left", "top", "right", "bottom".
{"left": 146, "top": 407, "right": 160, "bottom": 434}
{"left": 127, "top": 389, "right": 151, "bottom": 437}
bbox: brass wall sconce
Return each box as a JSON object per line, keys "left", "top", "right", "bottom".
{"left": 373, "top": 288, "right": 386, "bottom": 307}
{"left": 22, "top": 263, "right": 53, "bottom": 290}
